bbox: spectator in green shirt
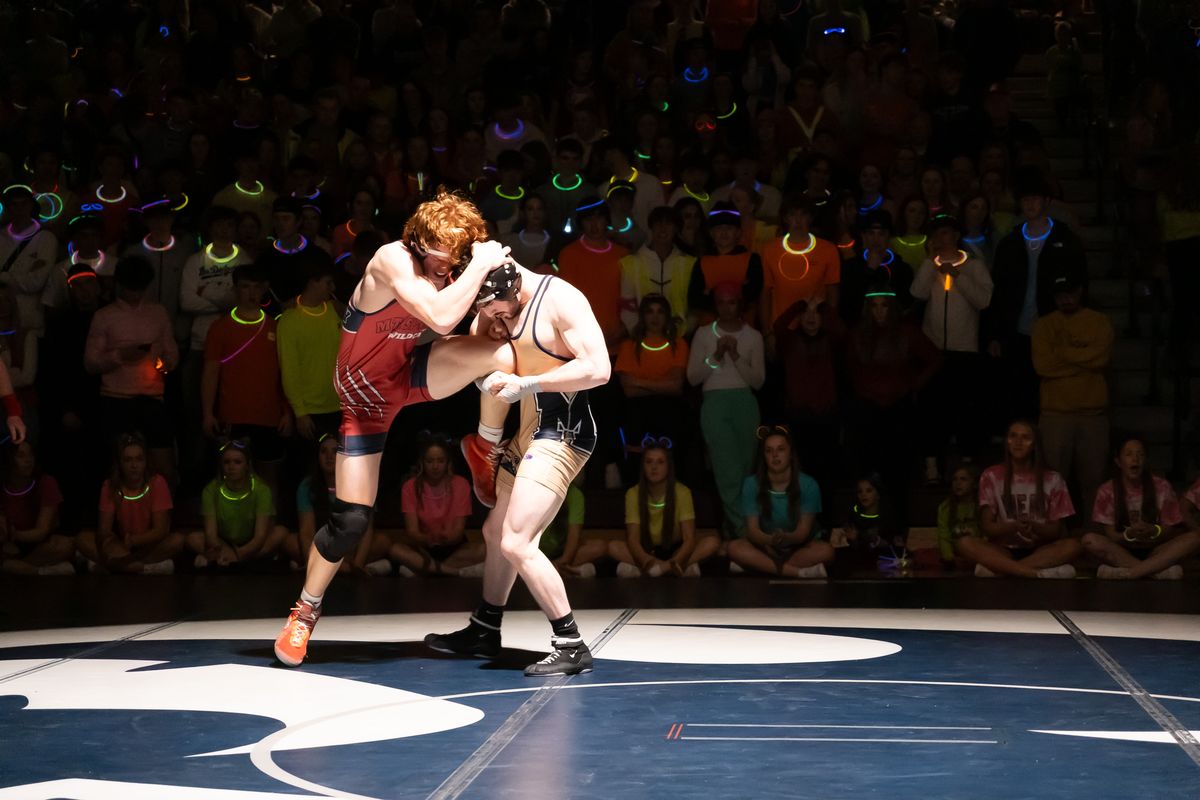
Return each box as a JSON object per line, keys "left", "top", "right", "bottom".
{"left": 536, "top": 477, "right": 606, "bottom": 578}
{"left": 276, "top": 262, "right": 342, "bottom": 441}
{"left": 187, "top": 439, "right": 284, "bottom": 568}
{"left": 937, "top": 466, "right": 980, "bottom": 569}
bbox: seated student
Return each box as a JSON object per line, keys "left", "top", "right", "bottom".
{"left": 614, "top": 294, "right": 689, "bottom": 468}
{"left": 958, "top": 420, "right": 1082, "bottom": 578}
{"left": 729, "top": 426, "right": 832, "bottom": 578}
{"left": 536, "top": 475, "right": 606, "bottom": 578}
{"left": 187, "top": 439, "right": 285, "bottom": 568}
{"left": 830, "top": 472, "right": 908, "bottom": 573}
{"left": 1083, "top": 437, "right": 1199, "bottom": 580}
{"left": 612, "top": 439, "right": 717, "bottom": 576}
{"left": 390, "top": 433, "right": 483, "bottom": 576}
{"left": 286, "top": 433, "right": 391, "bottom": 575}
{"left": 0, "top": 442, "right": 74, "bottom": 575}
{"left": 78, "top": 433, "right": 182, "bottom": 574}
{"left": 938, "top": 466, "right": 980, "bottom": 570}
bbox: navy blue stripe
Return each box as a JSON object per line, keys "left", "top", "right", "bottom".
{"left": 339, "top": 431, "right": 389, "bottom": 456}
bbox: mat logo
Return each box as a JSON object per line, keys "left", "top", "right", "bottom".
{"left": 0, "top": 657, "right": 480, "bottom": 798}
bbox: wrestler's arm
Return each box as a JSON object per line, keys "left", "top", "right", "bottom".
{"left": 488, "top": 284, "right": 611, "bottom": 400}
{"left": 382, "top": 241, "right": 509, "bottom": 335}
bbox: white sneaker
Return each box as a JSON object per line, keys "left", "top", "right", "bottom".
{"left": 142, "top": 559, "right": 174, "bottom": 575}
{"left": 794, "top": 563, "right": 828, "bottom": 579}
{"left": 1154, "top": 565, "right": 1183, "bottom": 580}
{"left": 728, "top": 561, "right": 745, "bottom": 574}
{"left": 1096, "top": 564, "right": 1131, "bottom": 579}
{"left": 683, "top": 563, "right": 701, "bottom": 578}
{"left": 646, "top": 563, "right": 664, "bottom": 577}
{"left": 974, "top": 564, "right": 996, "bottom": 578}
{"left": 616, "top": 562, "right": 641, "bottom": 578}
{"left": 604, "top": 463, "right": 622, "bottom": 490}
{"left": 193, "top": 555, "right": 208, "bottom": 569}
{"left": 575, "top": 563, "right": 597, "bottom": 578}
{"left": 396, "top": 565, "right": 416, "bottom": 578}
{"left": 37, "top": 562, "right": 76, "bottom": 576}
{"left": 456, "top": 562, "right": 485, "bottom": 578}
{"left": 364, "top": 559, "right": 392, "bottom": 577}
{"left": 1036, "top": 565, "right": 1077, "bottom": 579}
{"left": 86, "top": 559, "right": 99, "bottom": 573}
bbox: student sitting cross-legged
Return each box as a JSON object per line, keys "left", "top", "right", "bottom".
{"left": 187, "top": 439, "right": 286, "bottom": 569}
{"left": 0, "top": 441, "right": 76, "bottom": 575}
{"left": 956, "top": 419, "right": 1082, "bottom": 579}
{"left": 1082, "top": 436, "right": 1199, "bottom": 580}
{"left": 78, "top": 433, "right": 183, "bottom": 574}
{"left": 728, "top": 425, "right": 833, "bottom": 578}
{"left": 611, "top": 439, "right": 718, "bottom": 576}
{"left": 389, "top": 433, "right": 484, "bottom": 576}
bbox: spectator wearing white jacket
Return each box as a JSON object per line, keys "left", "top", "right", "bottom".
{"left": 910, "top": 215, "right": 994, "bottom": 482}
{"left": 0, "top": 186, "right": 58, "bottom": 334}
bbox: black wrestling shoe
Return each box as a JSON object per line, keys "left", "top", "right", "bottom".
{"left": 524, "top": 640, "right": 593, "bottom": 677}
{"left": 423, "top": 620, "right": 501, "bottom": 659}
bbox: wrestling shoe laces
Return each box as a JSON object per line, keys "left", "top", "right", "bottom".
{"left": 274, "top": 599, "right": 321, "bottom": 667}
{"left": 288, "top": 607, "right": 314, "bottom": 647}
{"left": 524, "top": 640, "right": 593, "bottom": 677}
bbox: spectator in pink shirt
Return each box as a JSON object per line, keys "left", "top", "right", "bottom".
{"left": 84, "top": 256, "right": 179, "bottom": 483}
{"left": 956, "top": 419, "right": 1082, "bottom": 579}
{"left": 77, "top": 433, "right": 181, "bottom": 574}
{"left": 389, "top": 433, "right": 482, "bottom": 576}
{"left": 1083, "top": 437, "right": 1198, "bottom": 580}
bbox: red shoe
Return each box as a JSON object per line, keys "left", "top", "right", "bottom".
{"left": 462, "top": 433, "right": 504, "bottom": 508}
{"left": 274, "top": 599, "right": 321, "bottom": 667}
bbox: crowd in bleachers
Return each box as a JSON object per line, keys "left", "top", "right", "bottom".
{"left": 1, "top": 0, "right": 1199, "bottom": 581}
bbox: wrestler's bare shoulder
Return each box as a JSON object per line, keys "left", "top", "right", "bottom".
{"left": 353, "top": 242, "right": 420, "bottom": 309}
{"left": 539, "top": 273, "right": 594, "bottom": 322}
{"left": 365, "top": 241, "right": 420, "bottom": 283}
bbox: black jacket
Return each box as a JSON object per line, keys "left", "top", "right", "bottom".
{"left": 983, "top": 219, "right": 1087, "bottom": 345}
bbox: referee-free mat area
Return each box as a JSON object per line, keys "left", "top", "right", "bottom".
{"left": 0, "top": 576, "right": 1198, "bottom": 799}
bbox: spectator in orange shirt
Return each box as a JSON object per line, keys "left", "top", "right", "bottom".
{"left": 688, "top": 202, "right": 764, "bottom": 327}
{"left": 553, "top": 196, "right": 629, "bottom": 354}
{"left": 760, "top": 195, "right": 841, "bottom": 337}
{"left": 201, "top": 265, "right": 292, "bottom": 494}
{"left": 615, "top": 294, "right": 690, "bottom": 479}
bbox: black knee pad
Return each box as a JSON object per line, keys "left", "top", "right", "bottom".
{"left": 314, "top": 499, "right": 374, "bottom": 562}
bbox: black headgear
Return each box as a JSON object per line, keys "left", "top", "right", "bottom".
{"left": 476, "top": 262, "right": 521, "bottom": 306}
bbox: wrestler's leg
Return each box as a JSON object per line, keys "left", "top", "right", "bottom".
{"left": 301, "top": 450, "right": 382, "bottom": 597}
{"left": 497, "top": 477, "right": 572, "bottom": 619}
{"left": 425, "top": 336, "right": 516, "bottom": 401}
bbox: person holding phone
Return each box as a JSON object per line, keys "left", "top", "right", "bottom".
{"left": 84, "top": 255, "right": 179, "bottom": 483}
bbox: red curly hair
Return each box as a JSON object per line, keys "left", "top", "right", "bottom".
{"left": 402, "top": 188, "right": 489, "bottom": 266}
